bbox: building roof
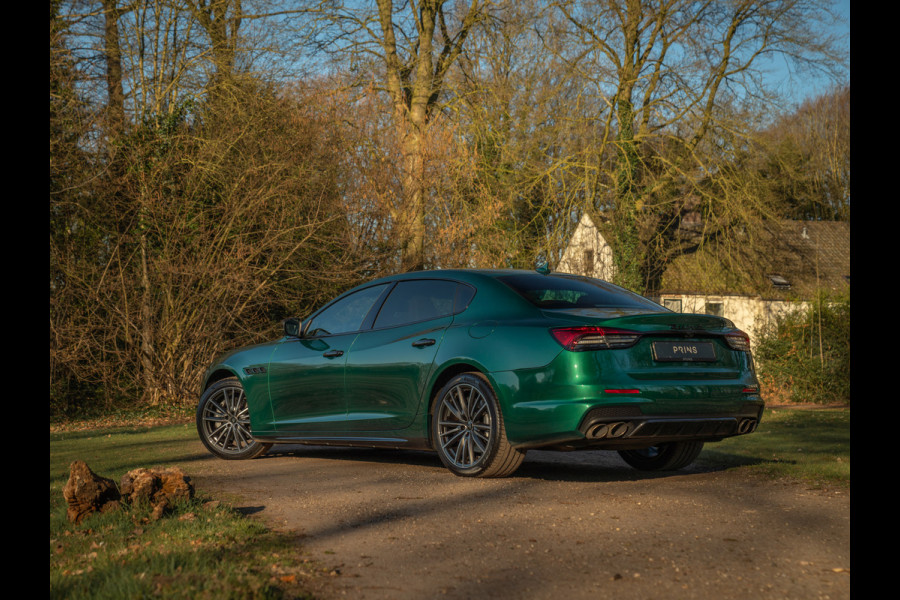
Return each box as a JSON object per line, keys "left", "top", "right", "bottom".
{"left": 659, "top": 220, "right": 850, "bottom": 300}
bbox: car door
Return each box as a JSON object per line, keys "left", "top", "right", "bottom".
{"left": 343, "top": 279, "right": 474, "bottom": 431}
{"left": 267, "top": 283, "right": 390, "bottom": 433}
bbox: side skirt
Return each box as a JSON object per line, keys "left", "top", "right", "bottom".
{"left": 253, "top": 434, "right": 432, "bottom": 452}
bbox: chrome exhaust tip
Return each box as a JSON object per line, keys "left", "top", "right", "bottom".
{"left": 737, "top": 418, "right": 757, "bottom": 434}
{"left": 587, "top": 423, "right": 609, "bottom": 439}
{"left": 608, "top": 422, "right": 629, "bottom": 438}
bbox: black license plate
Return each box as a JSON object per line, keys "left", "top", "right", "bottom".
{"left": 652, "top": 341, "right": 716, "bottom": 362}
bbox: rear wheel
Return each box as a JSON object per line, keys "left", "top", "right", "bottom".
{"left": 432, "top": 373, "right": 525, "bottom": 478}
{"left": 618, "top": 441, "right": 704, "bottom": 471}
{"left": 197, "top": 377, "right": 272, "bottom": 460}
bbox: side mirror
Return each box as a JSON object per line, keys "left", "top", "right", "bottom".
{"left": 283, "top": 318, "right": 301, "bottom": 337}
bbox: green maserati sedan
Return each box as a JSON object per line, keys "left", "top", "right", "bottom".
{"left": 197, "top": 269, "right": 763, "bottom": 477}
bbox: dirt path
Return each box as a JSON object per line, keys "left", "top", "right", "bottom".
{"left": 189, "top": 442, "right": 850, "bottom": 600}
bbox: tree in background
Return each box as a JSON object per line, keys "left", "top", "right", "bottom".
{"left": 552, "top": 0, "right": 846, "bottom": 294}
{"left": 301, "top": 0, "right": 487, "bottom": 271}
{"left": 754, "top": 85, "right": 850, "bottom": 221}
{"left": 50, "top": 1, "right": 366, "bottom": 413}
{"left": 450, "top": 0, "right": 597, "bottom": 269}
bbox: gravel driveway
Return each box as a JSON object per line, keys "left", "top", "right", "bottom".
{"left": 189, "top": 442, "right": 849, "bottom": 600}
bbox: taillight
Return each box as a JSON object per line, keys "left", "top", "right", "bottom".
{"left": 550, "top": 326, "right": 641, "bottom": 351}
{"left": 725, "top": 330, "right": 751, "bottom": 352}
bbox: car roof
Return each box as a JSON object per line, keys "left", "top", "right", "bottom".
{"left": 369, "top": 268, "right": 555, "bottom": 284}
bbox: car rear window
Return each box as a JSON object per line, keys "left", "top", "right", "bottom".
{"left": 497, "top": 273, "right": 664, "bottom": 310}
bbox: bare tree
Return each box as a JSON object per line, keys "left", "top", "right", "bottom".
{"left": 51, "top": 84, "right": 364, "bottom": 409}
{"left": 449, "top": 0, "right": 597, "bottom": 269}
{"left": 553, "top": 0, "right": 847, "bottom": 293}
{"left": 300, "top": 0, "right": 486, "bottom": 270}
{"left": 756, "top": 85, "right": 850, "bottom": 220}
{"left": 50, "top": 0, "right": 368, "bottom": 411}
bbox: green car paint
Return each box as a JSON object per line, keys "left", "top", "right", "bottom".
{"left": 198, "top": 269, "right": 763, "bottom": 476}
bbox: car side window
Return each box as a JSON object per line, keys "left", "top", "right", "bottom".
{"left": 453, "top": 283, "right": 475, "bottom": 313}
{"left": 307, "top": 283, "right": 389, "bottom": 336}
{"left": 373, "top": 280, "right": 471, "bottom": 329}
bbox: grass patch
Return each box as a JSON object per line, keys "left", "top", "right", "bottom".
{"left": 50, "top": 424, "right": 321, "bottom": 599}
{"left": 699, "top": 407, "right": 850, "bottom": 487}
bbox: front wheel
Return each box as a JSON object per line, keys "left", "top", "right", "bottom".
{"left": 618, "top": 441, "right": 704, "bottom": 471}
{"left": 432, "top": 373, "right": 525, "bottom": 478}
{"left": 197, "top": 377, "right": 272, "bottom": 460}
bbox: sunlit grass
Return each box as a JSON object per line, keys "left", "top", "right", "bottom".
{"left": 699, "top": 407, "right": 850, "bottom": 487}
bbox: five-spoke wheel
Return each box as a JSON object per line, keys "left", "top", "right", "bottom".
{"left": 432, "top": 373, "right": 524, "bottom": 477}
{"left": 197, "top": 377, "right": 271, "bottom": 460}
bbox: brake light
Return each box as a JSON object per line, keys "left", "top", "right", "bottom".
{"left": 550, "top": 327, "right": 641, "bottom": 351}
{"left": 724, "top": 330, "right": 751, "bottom": 352}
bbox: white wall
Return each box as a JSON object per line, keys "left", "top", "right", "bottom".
{"left": 557, "top": 214, "right": 616, "bottom": 281}
{"left": 659, "top": 294, "right": 807, "bottom": 348}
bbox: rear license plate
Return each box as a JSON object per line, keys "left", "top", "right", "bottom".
{"left": 652, "top": 341, "right": 716, "bottom": 362}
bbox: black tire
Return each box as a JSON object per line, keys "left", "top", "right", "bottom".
{"left": 431, "top": 373, "right": 525, "bottom": 478}
{"left": 618, "top": 441, "right": 704, "bottom": 471}
{"left": 197, "top": 377, "right": 272, "bottom": 460}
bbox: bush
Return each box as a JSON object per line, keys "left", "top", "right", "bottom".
{"left": 50, "top": 82, "right": 372, "bottom": 414}
{"left": 754, "top": 291, "right": 850, "bottom": 404}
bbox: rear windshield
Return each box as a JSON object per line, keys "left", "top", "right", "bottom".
{"left": 497, "top": 273, "right": 665, "bottom": 311}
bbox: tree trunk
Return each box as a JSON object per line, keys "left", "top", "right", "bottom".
{"left": 610, "top": 0, "right": 644, "bottom": 292}
{"left": 139, "top": 229, "right": 158, "bottom": 405}
{"left": 102, "top": 0, "right": 125, "bottom": 127}
{"left": 612, "top": 97, "right": 643, "bottom": 292}
{"left": 191, "top": 0, "right": 242, "bottom": 94}
{"left": 376, "top": 0, "right": 482, "bottom": 271}
{"left": 400, "top": 135, "right": 426, "bottom": 271}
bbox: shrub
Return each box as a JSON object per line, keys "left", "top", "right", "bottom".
{"left": 754, "top": 291, "right": 850, "bottom": 404}
{"left": 50, "top": 83, "right": 370, "bottom": 414}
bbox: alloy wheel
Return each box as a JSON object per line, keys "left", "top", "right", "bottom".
{"left": 201, "top": 385, "right": 255, "bottom": 455}
{"left": 436, "top": 383, "right": 493, "bottom": 469}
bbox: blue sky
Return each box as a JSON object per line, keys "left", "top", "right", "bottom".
{"left": 770, "top": 0, "right": 850, "bottom": 106}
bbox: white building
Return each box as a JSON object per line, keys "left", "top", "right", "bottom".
{"left": 556, "top": 214, "right": 850, "bottom": 346}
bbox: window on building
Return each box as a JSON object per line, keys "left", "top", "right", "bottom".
{"left": 662, "top": 298, "right": 682, "bottom": 312}
{"left": 582, "top": 249, "right": 594, "bottom": 275}
{"left": 768, "top": 275, "right": 791, "bottom": 289}
{"left": 705, "top": 301, "right": 724, "bottom": 317}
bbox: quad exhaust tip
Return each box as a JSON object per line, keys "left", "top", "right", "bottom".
{"left": 586, "top": 417, "right": 758, "bottom": 439}
{"left": 586, "top": 421, "right": 629, "bottom": 439}
{"left": 737, "top": 418, "right": 758, "bottom": 434}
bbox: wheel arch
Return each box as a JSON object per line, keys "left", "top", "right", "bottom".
{"left": 203, "top": 367, "right": 241, "bottom": 392}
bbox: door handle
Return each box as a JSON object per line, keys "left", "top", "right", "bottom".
{"left": 412, "top": 338, "right": 436, "bottom": 348}
{"left": 322, "top": 349, "right": 344, "bottom": 358}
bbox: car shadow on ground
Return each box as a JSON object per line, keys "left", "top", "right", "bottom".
{"left": 253, "top": 444, "right": 777, "bottom": 483}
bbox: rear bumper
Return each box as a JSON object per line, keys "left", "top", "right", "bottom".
{"left": 489, "top": 365, "right": 763, "bottom": 450}
{"left": 577, "top": 402, "right": 763, "bottom": 448}
{"left": 510, "top": 402, "right": 764, "bottom": 450}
